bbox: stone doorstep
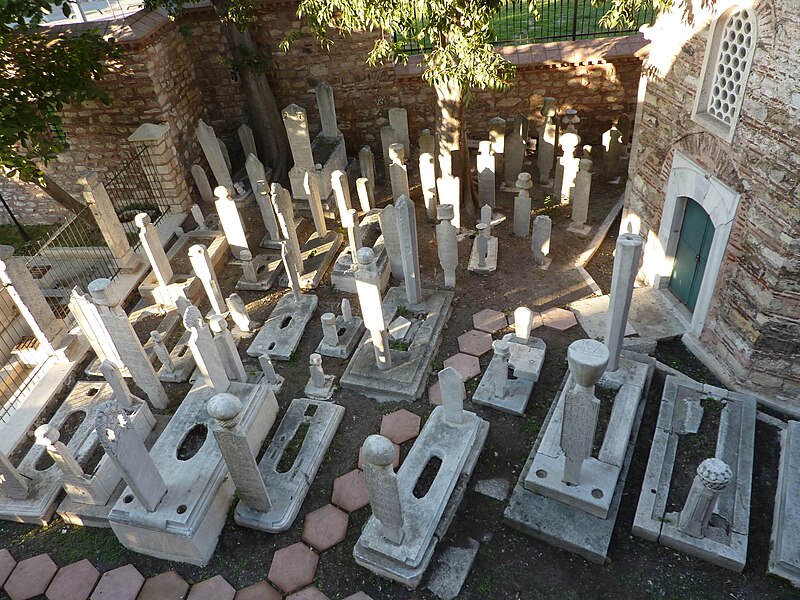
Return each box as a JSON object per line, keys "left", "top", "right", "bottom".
{"left": 235, "top": 399, "right": 345, "bottom": 533}
{"left": 467, "top": 236, "right": 498, "bottom": 274}
{"left": 315, "top": 316, "right": 365, "bottom": 360}
{"left": 633, "top": 374, "right": 756, "bottom": 572}
{"left": 340, "top": 287, "right": 454, "bottom": 403}
{"left": 503, "top": 353, "right": 654, "bottom": 564}
{"left": 108, "top": 382, "right": 278, "bottom": 566}
{"left": 246, "top": 293, "right": 318, "bottom": 361}
{"left": 353, "top": 407, "right": 489, "bottom": 587}
{"left": 277, "top": 231, "right": 343, "bottom": 291}
{"left": 768, "top": 421, "right": 800, "bottom": 586}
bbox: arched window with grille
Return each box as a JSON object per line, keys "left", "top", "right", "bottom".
{"left": 691, "top": 6, "right": 757, "bottom": 142}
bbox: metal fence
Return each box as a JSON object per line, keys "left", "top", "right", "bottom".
{"left": 398, "top": 0, "right": 655, "bottom": 52}
{"left": 104, "top": 145, "right": 171, "bottom": 249}
{"left": 23, "top": 206, "right": 119, "bottom": 325}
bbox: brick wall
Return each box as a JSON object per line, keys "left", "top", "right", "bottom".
{"left": 624, "top": 0, "right": 800, "bottom": 404}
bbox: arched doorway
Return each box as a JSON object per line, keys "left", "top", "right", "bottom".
{"left": 668, "top": 198, "right": 715, "bottom": 311}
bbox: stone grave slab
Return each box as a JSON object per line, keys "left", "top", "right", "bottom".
{"left": 354, "top": 406, "right": 489, "bottom": 587}
{"left": 341, "top": 287, "right": 454, "bottom": 402}
{"left": 331, "top": 210, "right": 390, "bottom": 293}
{"left": 235, "top": 398, "right": 344, "bottom": 533}
{"left": 235, "top": 253, "right": 283, "bottom": 292}
{"left": 425, "top": 537, "right": 480, "bottom": 600}
{"left": 0, "top": 381, "right": 150, "bottom": 525}
{"left": 278, "top": 231, "right": 343, "bottom": 290}
{"left": 467, "top": 236, "right": 498, "bottom": 274}
{"left": 471, "top": 341, "right": 544, "bottom": 416}
{"left": 108, "top": 381, "right": 278, "bottom": 565}
{"left": 315, "top": 315, "right": 364, "bottom": 360}
{"left": 769, "top": 420, "right": 800, "bottom": 586}
{"left": 247, "top": 293, "right": 318, "bottom": 361}
{"left": 633, "top": 375, "right": 755, "bottom": 572}
{"left": 504, "top": 353, "right": 654, "bottom": 563}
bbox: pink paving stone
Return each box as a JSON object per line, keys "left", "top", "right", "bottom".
{"left": 4, "top": 553, "right": 58, "bottom": 600}
{"left": 358, "top": 442, "right": 400, "bottom": 470}
{"left": 472, "top": 309, "right": 508, "bottom": 333}
{"left": 187, "top": 575, "right": 235, "bottom": 600}
{"left": 343, "top": 594, "right": 374, "bottom": 600}
{"left": 540, "top": 307, "right": 578, "bottom": 331}
{"left": 286, "top": 587, "right": 329, "bottom": 600}
{"left": 302, "top": 504, "right": 349, "bottom": 551}
{"left": 443, "top": 353, "right": 481, "bottom": 380}
{"left": 46, "top": 559, "right": 100, "bottom": 600}
{"left": 332, "top": 469, "right": 369, "bottom": 512}
{"left": 379, "top": 409, "right": 421, "bottom": 444}
{"left": 457, "top": 329, "right": 494, "bottom": 356}
{"left": 138, "top": 571, "right": 189, "bottom": 600}
{"left": 0, "top": 549, "right": 16, "bottom": 588}
{"left": 428, "top": 381, "right": 442, "bottom": 405}
{"left": 267, "top": 543, "right": 319, "bottom": 593}
{"left": 234, "top": 581, "right": 282, "bottom": 600}
{"left": 90, "top": 564, "right": 144, "bottom": 600}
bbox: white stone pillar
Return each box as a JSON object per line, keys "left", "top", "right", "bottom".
{"left": 149, "top": 330, "right": 174, "bottom": 375}
{"left": 492, "top": 339, "right": 510, "bottom": 397}
{"left": 271, "top": 184, "right": 304, "bottom": 281}
{"left": 436, "top": 204, "right": 458, "bottom": 288}
{"left": 355, "top": 248, "right": 391, "bottom": 370}
{"left": 321, "top": 313, "right": 339, "bottom": 347}
{"left": 191, "top": 165, "right": 214, "bottom": 204}
{"left": 208, "top": 392, "right": 272, "bottom": 512}
{"left": 438, "top": 366, "right": 465, "bottom": 425}
{"left": 389, "top": 144, "right": 410, "bottom": 201}
{"left": 504, "top": 119, "right": 526, "bottom": 186}
{"left": 188, "top": 244, "right": 225, "bottom": 316}
{"left": 570, "top": 157, "right": 593, "bottom": 232}
{"left": 343, "top": 208, "right": 362, "bottom": 258}
{"left": 514, "top": 307, "right": 533, "bottom": 341}
{"left": 537, "top": 98, "right": 558, "bottom": 184}
{"left": 362, "top": 434, "right": 404, "bottom": 544}
{"left": 388, "top": 108, "right": 410, "bottom": 158}
{"left": 513, "top": 172, "right": 533, "bottom": 237}
{"left": 135, "top": 212, "right": 173, "bottom": 293}
{"left": 183, "top": 304, "right": 230, "bottom": 392}
{"left": 531, "top": 215, "right": 552, "bottom": 267}
{"left": 604, "top": 233, "right": 644, "bottom": 372}
{"left": 488, "top": 116, "right": 506, "bottom": 176}
{"left": 246, "top": 154, "right": 280, "bottom": 242}
{"left": 196, "top": 119, "right": 234, "bottom": 195}
{"left": 356, "top": 178, "right": 372, "bottom": 214}
{"left": 209, "top": 315, "right": 247, "bottom": 383}
{"left": 99, "top": 359, "right": 137, "bottom": 410}
{"left": 477, "top": 141, "right": 496, "bottom": 209}
{"left": 0, "top": 451, "right": 28, "bottom": 499}
{"left": 316, "top": 82, "right": 342, "bottom": 139}
{"left": 395, "top": 195, "right": 422, "bottom": 305}
{"left": 226, "top": 293, "right": 254, "bottom": 332}
{"left": 304, "top": 170, "right": 329, "bottom": 238}
{"left": 214, "top": 186, "right": 249, "bottom": 259}
{"left": 380, "top": 126, "right": 397, "bottom": 178}
{"left": 677, "top": 458, "right": 733, "bottom": 538}
{"left": 359, "top": 146, "right": 376, "bottom": 207}
{"left": 419, "top": 152, "right": 438, "bottom": 220}
{"left": 436, "top": 174, "right": 461, "bottom": 230}
{"left": 282, "top": 104, "right": 315, "bottom": 173}
{"left": 239, "top": 124, "right": 258, "bottom": 160}
{"left": 341, "top": 298, "right": 353, "bottom": 323}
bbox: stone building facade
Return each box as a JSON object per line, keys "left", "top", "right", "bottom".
{"left": 0, "top": 2, "right": 645, "bottom": 224}
{"left": 623, "top": 0, "right": 799, "bottom": 405}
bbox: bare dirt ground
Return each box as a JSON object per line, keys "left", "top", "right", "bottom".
{"left": 0, "top": 159, "right": 793, "bottom": 600}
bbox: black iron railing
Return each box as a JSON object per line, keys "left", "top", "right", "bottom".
{"left": 397, "top": 0, "right": 655, "bottom": 53}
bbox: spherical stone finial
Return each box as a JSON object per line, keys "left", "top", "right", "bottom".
{"left": 207, "top": 392, "right": 243, "bottom": 423}
{"left": 697, "top": 458, "right": 733, "bottom": 491}
{"left": 567, "top": 339, "right": 609, "bottom": 387}
{"left": 309, "top": 353, "right": 322, "bottom": 366}
{"left": 88, "top": 278, "right": 116, "bottom": 307}
{"left": 188, "top": 244, "right": 207, "bottom": 257}
{"left": 34, "top": 424, "right": 60, "bottom": 446}
{"left": 362, "top": 434, "right": 396, "bottom": 467}
{"left": 493, "top": 339, "right": 510, "bottom": 357}
{"left": 134, "top": 213, "right": 151, "bottom": 228}
{"left": 356, "top": 247, "right": 375, "bottom": 266}
{"left": 213, "top": 185, "right": 229, "bottom": 200}
{"left": 239, "top": 249, "right": 253, "bottom": 262}
{"left": 208, "top": 314, "right": 228, "bottom": 333}
{"left": 436, "top": 203, "right": 455, "bottom": 222}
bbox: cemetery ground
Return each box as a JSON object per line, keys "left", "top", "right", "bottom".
{"left": 0, "top": 171, "right": 793, "bottom": 600}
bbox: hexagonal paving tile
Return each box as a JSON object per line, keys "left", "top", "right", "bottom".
{"left": 286, "top": 587, "right": 329, "bottom": 600}
{"left": 428, "top": 381, "right": 442, "bottom": 406}
{"left": 472, "top": 309, "right": 507, "bottom": 333}
{"left": 443, "top": 353, "right": 481, "bottom": 380}
{"left": 268, "top": 543, "right": 319, "bottom": 593}
{"left": 301, "top": 504, "right": 349, "bottom": 551}
{"left": 46, "top": 559, "right": 100, "bottom": 600}
{"left": 457, "top": 329, "right": 494, "bottom": 356}
{"left": 234, "top": 581, "right": 281, "bottom": 600}
{"left": 343, "top": 593, "right": 374, "bottom": 600}
{"left": 358, "top": 442, "right": 400, "bottom": 470}
{"left": 380, "top": 409, "right": 421, "bottom": 444}
{"left": 4, "top": 553, "right": 58, "bottom": 600}
{"left": 90, "top": 564, "right": 144, "bottom": 600}
{"left": 138, "top": 571, "right": 189, "bottom": 600}
{"left": 332, "top": 469, "right": 369, "bottom": 512}
{"left": 0, "top": 549, "right": 17, "bottom": 588}
{"left": 187, "top": 575, "right": 235, "bottom": 600}
{"left": 540, "top": 307, "right": 578, "bottom": 331}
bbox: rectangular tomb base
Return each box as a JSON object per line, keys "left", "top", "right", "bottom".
{"left": 354, "top": 407, "right": 489, "bottom": 588}
{"left": 471, "top": 362, "right": 535, "bottom": 417}
{"left": 341, "top": 287, "right": 454, "bottom": 402}
{"left": 504, "top": 353, "right": 654, "bottom": 563}
{"left": 236, "top": 398, "right": 344, "bottom": 532}
{"left": 108, "top": 380, "right": 279, "bottom": 566}
{"left": 769, "top": 420, "right": 800, "bottom": 586}
{"left": 236, "top": 254, "right": 283, "bottom": 292}
{"left": 331, "top": 244, "right": 391, "bottom": 294}
{"left": 315, "top": 317, "right": 365, "bottom": 359}
{"left": 633, "top": 375, "right": 756, "bottom": 572}
{"left": 279, "top": 231, "right": 343, "bottom": 290}
{"left": 246, "top": 293, "right": 318, "bottom": 361}
{"left": 467, "top": 237, "right": 498, "bottom": 274}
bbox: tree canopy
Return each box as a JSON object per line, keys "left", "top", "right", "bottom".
{"left": 1, "top": 0, "right": 120, "bottom": 183}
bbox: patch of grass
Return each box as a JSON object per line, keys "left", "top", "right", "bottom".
{"left": 0, "top": 223, "right": 61, "bottom": 252}
{"left": 523, "top": 415, "right": 542, "bottom": 438}
{"left": 478, "top": 574, "right": 493, "bottom": 597}
{"left": 389, "top": 339, "right": 410, "bottom": 351}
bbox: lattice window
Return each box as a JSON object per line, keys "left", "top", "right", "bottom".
{"left": 692, "top": 7, "right": 757, "bottom": 142}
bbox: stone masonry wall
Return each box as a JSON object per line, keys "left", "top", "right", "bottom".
{"left": 624, "top": 0, "right": 800, "bottom": 404}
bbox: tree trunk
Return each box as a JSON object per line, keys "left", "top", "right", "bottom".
{"left": 434, "top": 78, "right": 476, "bottom": 222}
{"left": 214, "top": 10, "right": 291, "bottom": 185}
{"left": 36, "top": 174, "right": 96, "bottom": 226}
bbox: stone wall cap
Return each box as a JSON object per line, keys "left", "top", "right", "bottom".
{"left": 129, "top": 123, "right": 170, "bottom": 143}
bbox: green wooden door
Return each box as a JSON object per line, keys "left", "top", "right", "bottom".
{"left": 669, "top": 198, "right": 714, "bottom": 311}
